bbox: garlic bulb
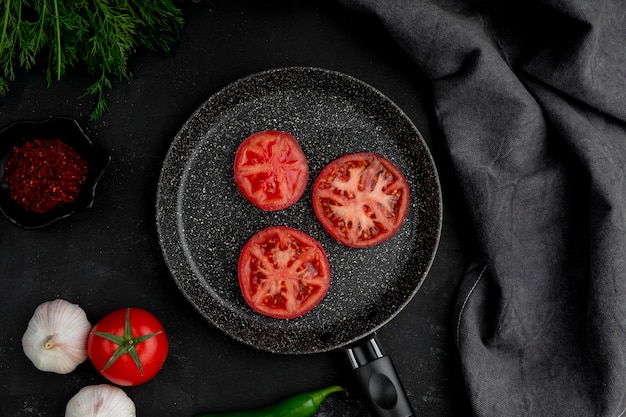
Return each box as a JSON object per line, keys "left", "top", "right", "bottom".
{"left": 65, "top": 384, "right": 136, "bottom": 417}
{"left": 22, "top": 299, "right": 92, "bottom": 374}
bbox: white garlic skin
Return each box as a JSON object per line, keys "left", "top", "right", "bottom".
{"left": 22, "top": 299, "right": 92, "bottom": 374}
{"left": 65, "top": 384, "right": 136, "bottom": 417}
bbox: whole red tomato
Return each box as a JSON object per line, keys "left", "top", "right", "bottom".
{"left": 88, "top": 307, "right": 168, "bottom": 386}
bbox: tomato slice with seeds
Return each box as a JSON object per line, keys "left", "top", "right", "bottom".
{"left": 234, "top": 130, "right": 309, "bottom": 211}
{"left": 238, "top": 226, "right": 331, "bottom": 319}
{"left": 312, "top": 152, "right": 410, "bottom": 248}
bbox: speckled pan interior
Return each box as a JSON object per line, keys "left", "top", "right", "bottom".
{"left": 156, "top": 67, "right": 442, "bottom": 354}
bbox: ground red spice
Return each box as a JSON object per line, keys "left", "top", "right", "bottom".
{"left": 4, "top": 138, "right": 89, "bottom": 213}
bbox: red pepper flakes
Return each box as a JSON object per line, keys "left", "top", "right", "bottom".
{"left": 4, "top": 138, "right": 89, "bottom": 213}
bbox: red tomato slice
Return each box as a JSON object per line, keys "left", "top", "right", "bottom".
{"left": 238, "top": 226, "right": 331, "bottom": 319}
{"left": 234, "top": 130, "right": 309, "bottom": 211}
{"left": 312, "top": 152, "right": 410, "bottom": 248}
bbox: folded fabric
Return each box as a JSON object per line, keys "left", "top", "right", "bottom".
{"left": 337, "top": 0, "right": 626, "bottom": 415}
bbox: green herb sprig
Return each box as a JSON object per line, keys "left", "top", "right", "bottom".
{"left": 0, "top": 0, "right": 190, "bottom": 121}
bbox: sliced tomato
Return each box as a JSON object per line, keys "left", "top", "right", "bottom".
{"left": 234, "top": 130, "right": 309, "bottom": 211}
{"left": 312, "top": 152, "right": 410, "bottom": 248}
{"left": 238, "top": 226, "right": 331, "bottom": 319}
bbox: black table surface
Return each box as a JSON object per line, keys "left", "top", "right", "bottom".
{"left": 0, "top": 1, "right": 476, "bottom": 416}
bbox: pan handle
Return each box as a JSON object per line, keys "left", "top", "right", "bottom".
{"left": 344, "top": 336, "right": 416, "bottom": 417}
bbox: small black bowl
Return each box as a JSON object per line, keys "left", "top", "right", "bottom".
{"left": 0, "top": 117, "right": 111, "bottom": 229}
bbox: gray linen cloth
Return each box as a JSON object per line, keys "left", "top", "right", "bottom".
{"left": 338, "top": 0, "right": 626, "bottom": 415}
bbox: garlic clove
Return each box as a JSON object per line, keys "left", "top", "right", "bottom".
{"left": 22, "top": 299, "right": 92, "bottom": 374}
{"left": 65, "top": 384, "right": 136, "bottom": 417}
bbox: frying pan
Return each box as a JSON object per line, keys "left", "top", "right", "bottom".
{"left": 156, "top": 67, "right": 442, "bottom": 416}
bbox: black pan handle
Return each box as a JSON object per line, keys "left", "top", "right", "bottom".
{"left": 344, "top": 336, "right": 416, "bottom": 417}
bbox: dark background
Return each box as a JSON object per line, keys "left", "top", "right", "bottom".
{"left": 0, "top": 1, "right": 475, "bottom": 416}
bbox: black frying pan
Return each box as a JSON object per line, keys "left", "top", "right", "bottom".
{"left": 156, "top": 67, "right": 442, "bottom": 416}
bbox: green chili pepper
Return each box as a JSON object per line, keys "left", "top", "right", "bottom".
{"left": 195, "top": 385, "right": 346, "bottom": 417}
